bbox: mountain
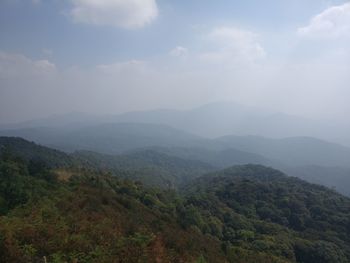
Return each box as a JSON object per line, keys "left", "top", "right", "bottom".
{"left": 183, "top": 165, "right": 350, "bottom": 263}
{"left": 147, "top": 146, "right": 273, "bottom": 168}
{"left": 215, "top": 135, "right": 350, "bottom": 167}
{"left": 0, "top": 123, "right": 205, "bottom": 154}
{"left": 0, "top": 136, "right": 73, "bottom": 168}
{"left": 2, "top": 148, "right": 350, "bottom": 262}
{"left": 144, "top": 144, "right": 350, "bottom": 197}
{"left": 1, "top": 101, "right": 348, "bottom": 146}
{"left": 110, "top": 101, "right": 348, "bottom": 145}
{"left": 3, "top": 135, "right": 350, "bottom": 198}
{"left": 2, "top": 128, "right": 350, "bottom": 197}
{"left": 282, "top": 165, "right": 350, "bottom": 197}
{"left": 0, "top": 152, "right": 227, "bottom": 263}
{"left": 2, "top": 103, "right": 350, "bottom": 199}
{"left": 73, "top": 149, "right": 215, "bottom": 188}
{"left": 2, "top": 123, "right": 350, "bottom": 168}
{"left": 0, "top": 136, "right": 215, "bottom": 188}
{"left": 0, "top": 112, "right": 102, "bottom": 130}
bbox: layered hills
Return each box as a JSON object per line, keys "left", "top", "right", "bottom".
{"left": 1, "top": 137, "right": 350, "bottom": 262}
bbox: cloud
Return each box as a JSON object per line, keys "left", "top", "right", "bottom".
{"left": 0, "top": 52, "right": 56, "bottom": 79}
{"left": 200, "top": 27, "right": 265, "bottom": 64}
{"left": 298, "top": 3, "right": 350, "bottom": 38}
{"left": 96, "top": 60, "right": 149, "bottom": 74}
{"left": 169, "top": 46, "right": 188, "bottom": 58}
{"left": 69, "top": 0, "right": 158, "bottom": 29}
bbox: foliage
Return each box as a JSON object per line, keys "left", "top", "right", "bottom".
{"left": 180, "top": 165, "right": 350, "bottom": 262}
{"left": 0, "top": 137, "right": 73, "bottom": 168}
{"left": 0, "top": 155, "right": 225, "bottom": 262}
{"left": 1, "top": 138, "right": 350, "bottom": 262}
{"left": 72, "top": 149, "right": 215, "bottom": 188}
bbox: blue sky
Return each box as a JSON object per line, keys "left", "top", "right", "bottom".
{"left": 0, "top": 0, "right": 350, "bottom": 123}
{"left": 0, "top": 0, "right": 346, "bottom": 65}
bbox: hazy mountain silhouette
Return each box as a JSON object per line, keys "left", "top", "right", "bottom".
{"left": 1, "top": 122, "right": 350, "bottom": 168}
{"left": 0, "top": 123, "right": 205, "bottom": 154}
{"left": 110, "top": 101, "right": 347, "bottom": 145}
{"left": 215, "top": 135, "right": 350, "bottom": 167}
{"left": 1, "top": 102, "right": 347, "bottom": 145}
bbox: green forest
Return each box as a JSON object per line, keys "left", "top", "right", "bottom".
{"left": 1, "top": 137, "right": 350, "bottom": 263}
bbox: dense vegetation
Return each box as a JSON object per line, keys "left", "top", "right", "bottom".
{"left": 3, "top": 121, "right": 350, "bottom": 197}
{"left": 72, "top": 149, "right": 215, "bottom": 188}
{"left": 0, "top": 137, "right": 73, "bottom": 168}
{"left": 0, "top": 152, "right": 227, "bottom": 262}
{"left": 1, "top": 137, "right": 215, "bottom": 189}
{"left": 182, "top": 165, "right": 350, "bottom": 262}
{"left": 1, "top": 137, "right": 350, "bottom": 262}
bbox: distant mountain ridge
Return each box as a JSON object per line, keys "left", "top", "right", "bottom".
{"left": 215, "top": 135, "right": 350, "bottom": 167}
{"left": 0, "top": 122, "right": 204, "bottom": 154}
{"left": 1, "top": 102, "right": 350, "bottom": 197}
{"left": 1, "top": 101, "right": 348, "bottom": 145}
{"left": 2, "top": 122, "right": 350, "bottom": 168}
{"left": 110, "top": 101, "right": 348, "bottom": 145}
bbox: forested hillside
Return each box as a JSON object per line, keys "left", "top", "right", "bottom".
{"left": 182, "top": 165, "right": 350, "bottom": 262}
{"left": 2, "top": 123, "right": 350, "bottom": 197}
{"left": 72, "top": 149, "right": 215, "bottom": 188}
{"left": 0, "top": 137, "right": 214, "bottom": 189}
{"left": 0, "top": 155, "right": 226, "bottom": 262}
{"left": 0, "top": 137, "right": 73, "bottom": 168}
{"left": 1, "top": 138, "right": 350, "bottom": 262}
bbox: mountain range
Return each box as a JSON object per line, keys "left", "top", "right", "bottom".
{"left": 1, "top": 102, "right": 349, "bottom": 145}
{"left": 1, "top": 137, "right": 350, "bottom": 263}
{"left": 1, "top": 102, "right": 350, "bottom": 197}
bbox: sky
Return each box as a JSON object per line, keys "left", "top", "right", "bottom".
{"left": 0, "top": 0, "right": 350, "bottom": 124}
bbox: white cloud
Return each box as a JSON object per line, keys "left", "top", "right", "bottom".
{"left": 70, "top": 0, "right": 158, "bottom": 29}
{"left": 298, "top": 3, "right": 350, "bottom": 38}
{"left": 200, "top": 27, "right": 265, "bottom": 64}
{"left": 169, "top": 46, "right": 188, "bottom": 58}
{"left": 0, "top": 52, "right": 56, "bottom": 78}
{"left": 96, "top": 60, "right": 148, "bottom": 74}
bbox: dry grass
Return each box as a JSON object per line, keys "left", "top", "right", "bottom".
{"left": 54, "top": 169, "right": 75, "bottom": 182}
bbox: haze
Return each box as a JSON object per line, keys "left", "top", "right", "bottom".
{"left": 0, "top": 0, "right": 349, "bottom": 126}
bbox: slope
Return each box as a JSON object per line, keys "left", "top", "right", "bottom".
{"left": 1, "top": 142, "right": 350, "bottom": 262}
{"left": 73, "top": 149, "right": 215, "bottom": 188}
{"left": 215, "top": 135, "right": 350, "bottom": 167}
{"left": 181, "top": 165, "right": 350, "bottom": 262}
{"left": 0, "top": 136, "right": 73, "bottom": 168}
